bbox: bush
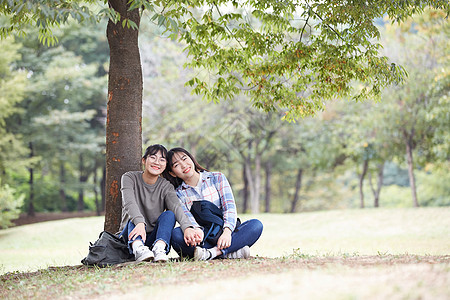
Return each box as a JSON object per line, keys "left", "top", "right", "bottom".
{"left": 0, "top": 184, "right": 24, "bottom": 229}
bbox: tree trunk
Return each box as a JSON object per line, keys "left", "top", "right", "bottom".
{"left": 77, "top": 154, "right": 89, "bottom": 211}
{"left": 104, "top": 0, "right": 143, "bottom": 233}
{"left": 242, "top": 162, "right": 249, "bottom": 213}
{"left": 77, "top": 154, "right": 85, "bottom": 211}
{"left": 244, "top": 160, "right": 255, "bottom": 213}
{"left": 250, "top": 153, "right": 261, "bottom": 213}
{"left": 291, "top": 168, "right": 303, "bottom": 213}
{"left": 101, "top": 165, "right": 106, "bottom": 212}
{"left": 94, "top": 162, "right": 101, "bottom": 216}
{"left": 404, "top": 130, "right": 419, "bottom": 207}
{"left": 60, "top": 162, "right": 68, "bottom": 212}
{"left": 264, "top": 161, "right": 272, "bottom": 213}
{"left": 369, "top": 162, "right": 385, "bottom": 208}
{"left": 359, "top": 159, "right": 369, "bottom": 209}
{"left": 27, "top": 142, "right": 35, "bottom": 217}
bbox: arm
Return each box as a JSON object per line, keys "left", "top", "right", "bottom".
{"left": 214, "top": 172, "right": 236, "bottom": 250}
{"left": 215, "top": 172, "right": 237, "bottom": 232}
{"left": 165, "top": 187, "right": 198, "bottom": 232}
{"left": 121, "top": 172, "right": 147, "bottom": 241}
{"left": 175, "top": 189, "right": 201, "bottom": 229}
{"left": 165, "top": 186, "right": 203, "bottom": 245}
{"left": 121, "top": 172, "right": 146, "bottom": 226}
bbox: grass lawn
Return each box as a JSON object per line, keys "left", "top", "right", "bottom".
{"left": 0, "top": 207, "right": 449, "bottom": 299}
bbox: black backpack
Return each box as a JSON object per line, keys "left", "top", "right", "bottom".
{"left": 81, "top": 231, "right": 134, "bottom": 267}
{"left": 190, "top": 200, "right": 224, "bottom": 245}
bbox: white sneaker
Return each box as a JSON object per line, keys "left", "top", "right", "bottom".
{"left": 152, "top": 244, "right": 168, "bottom": 262}
{"left": 194, "top": 247, "right": 213, "bottom": 261}
{"left": 225, "top": 246, "right": 250, "bottom": 259}
{"left": 134, "top": 245, "right": 154, "bottom": 262}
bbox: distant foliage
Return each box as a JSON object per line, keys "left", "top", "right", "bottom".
{"left": 0, "top": 185, "right": 24, "bottom": 229}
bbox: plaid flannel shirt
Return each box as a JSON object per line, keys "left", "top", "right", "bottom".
{"left": 175, "top": 171, "right": 237, "bottom": 231}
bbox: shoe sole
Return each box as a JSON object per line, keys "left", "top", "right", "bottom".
{"left": 154, "top": 256, "right": 169, "bottom": 263}
{"left": 226, "top": 246, "right": 250, "bottom": 259}
{"left": 136, "top": 254, "right": 154, "bottom": 263}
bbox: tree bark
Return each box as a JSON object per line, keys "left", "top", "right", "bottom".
{"left": 94, "top": 162, "right": 101, "bottom": 216}
{"left": 369, "top": 162, "right": 385, "bottom": 208}
{"left": 104, "top": 0, "right": 143, "bottom": 233}
{"left": 101, "top": 165, "right": 106, "bottom": 212}
{"left": 264, "top": 161, "right": 272, "bottom": 213}
{"left": 27, "top": 142, "right": 35, "bottom": 217}
{"left": 359, "top": 159, "right": 369, "bottom": 209}
{"left": 291, "top": 168, "right": 303, "bottom": 213}
{"left": 60, "top": 162, "right": 68, "bottom": 212}
{"left": 403, "top": 130, "right": 419, "bottom": 207}
{"left": 77, "top": 154, "right": 89, "bottom": 212}
{"left": 244, "top": 160, "right": 254, "bottom": 213}
{"left": 251, "top": 152, "right": 261, "bottom": 213}
{"left": 242, "top": 162, "right": 249, "bottom": 213}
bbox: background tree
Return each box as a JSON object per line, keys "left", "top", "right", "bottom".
{"left": 376, "top": 10, "right": 449, "bottom": 207}
{"left": 4, "top": 23, "right": 107, "bottom": 216}
{"left": 1, "top": 1, "right": 448, "bottom": 231}
{"left": 0, "top": 37, "right": 27, "bottom": 228}
{"left": 0, "top": 37, "right": 27, "bottom": 183}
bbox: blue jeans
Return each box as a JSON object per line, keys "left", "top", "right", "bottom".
{"left": 119, "top": 210, "right": 176, "bottom": 254}
{"left": 171, "top": 219, "right": 263, "bottom": 258}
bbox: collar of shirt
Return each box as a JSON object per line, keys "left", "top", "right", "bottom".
{"left": 180, "top": 171, "right": 212, "bottom": 190}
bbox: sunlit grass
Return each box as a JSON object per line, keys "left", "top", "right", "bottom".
{"left": 0, "top": 207, "right": 449, "bottom": 274}
{"left": 252, "top": 207, "right": 450, "bottom": 258}
{"left": 0, "top": 217, "right": 104, "bottom": 274}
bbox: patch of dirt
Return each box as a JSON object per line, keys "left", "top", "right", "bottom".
{"left": 1, "top": 255, "right": 449, "bottom": 300}
{"left": 3, "top": 254, "right": 448, "bottom": 282}
{"left": 12, "top": 211, "right": 102, "bottom": 227}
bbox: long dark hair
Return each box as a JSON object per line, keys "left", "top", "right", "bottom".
{"left": 164, "top": 147, "right": 208, "bottom": 188}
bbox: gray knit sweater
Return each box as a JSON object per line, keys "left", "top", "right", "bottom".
{"left": 119, "top": 171, "right": 193, "bottom": 233}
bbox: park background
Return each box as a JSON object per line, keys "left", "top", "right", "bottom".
{"left": 1, "top": 8, "right": 448, "bottom": 225}
{"left": 0, "top": 2, "right": 449, "bottom": 299}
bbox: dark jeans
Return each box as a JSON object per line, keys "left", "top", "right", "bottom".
{"left": 171, "top": 219, "right": 263, "bottom": 258}
{"left": 119, "top": 210, "right": 176, "bottom": 254}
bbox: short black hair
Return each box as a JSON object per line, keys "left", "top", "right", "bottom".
{"left": 143, "top": 144, "right": 167, "bottom": 160}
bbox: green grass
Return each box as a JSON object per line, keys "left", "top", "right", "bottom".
{"left": 0, "top": 217, "right": 104, "bottom": 274}
{"left": 255, "top": 207, "right": 450, "bottom": 257}
{"left": 0, "top": 207, "right": 449, "bottom": 300}
{"left": 0, "top": 207, "right": 448, "bottom": 274}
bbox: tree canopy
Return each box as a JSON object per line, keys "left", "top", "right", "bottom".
{"left": 1, "top": 0, "right": 448, "bottom": 120}
{"left": 1, "top": 0, "right": 448, "bottom": 231}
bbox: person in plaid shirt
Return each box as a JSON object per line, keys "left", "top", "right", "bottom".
{"left": 165, "top": 147, "right": 263, "bottom": 260}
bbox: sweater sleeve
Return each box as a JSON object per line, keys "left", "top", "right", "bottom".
{"left": 121, "top": 172, "right": 146, "bottom": 226}
{"left": 164, "top": 184, "right": 198, "bottom": 232}
{"left": 176, "top": 189, "right": 201, "bottom": 229}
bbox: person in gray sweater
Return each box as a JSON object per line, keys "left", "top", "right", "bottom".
{"left": 118, "top": 144, "right": 201, "bottom": 262}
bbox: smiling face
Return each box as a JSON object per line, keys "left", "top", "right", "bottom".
{"left": 169, "top": 151, "right": 198, "bottom": 183}
{"left": 142, "top": 150, "right": 167, "bottom": 177}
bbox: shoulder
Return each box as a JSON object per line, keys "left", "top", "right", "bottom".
{"left": 206, "top": 171, "right": 228, "bottom": 183}
{"left": 121, "top": 171, "right": 142, "bottom": 183}
{"left": 203, "top": 171, "right": 224, "bottom": 179}
{"left": 156, "top": 177, "right": 175, "bottom": 192}
{"left": 122, "top": 171, "right": 142, "bottom": 179}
